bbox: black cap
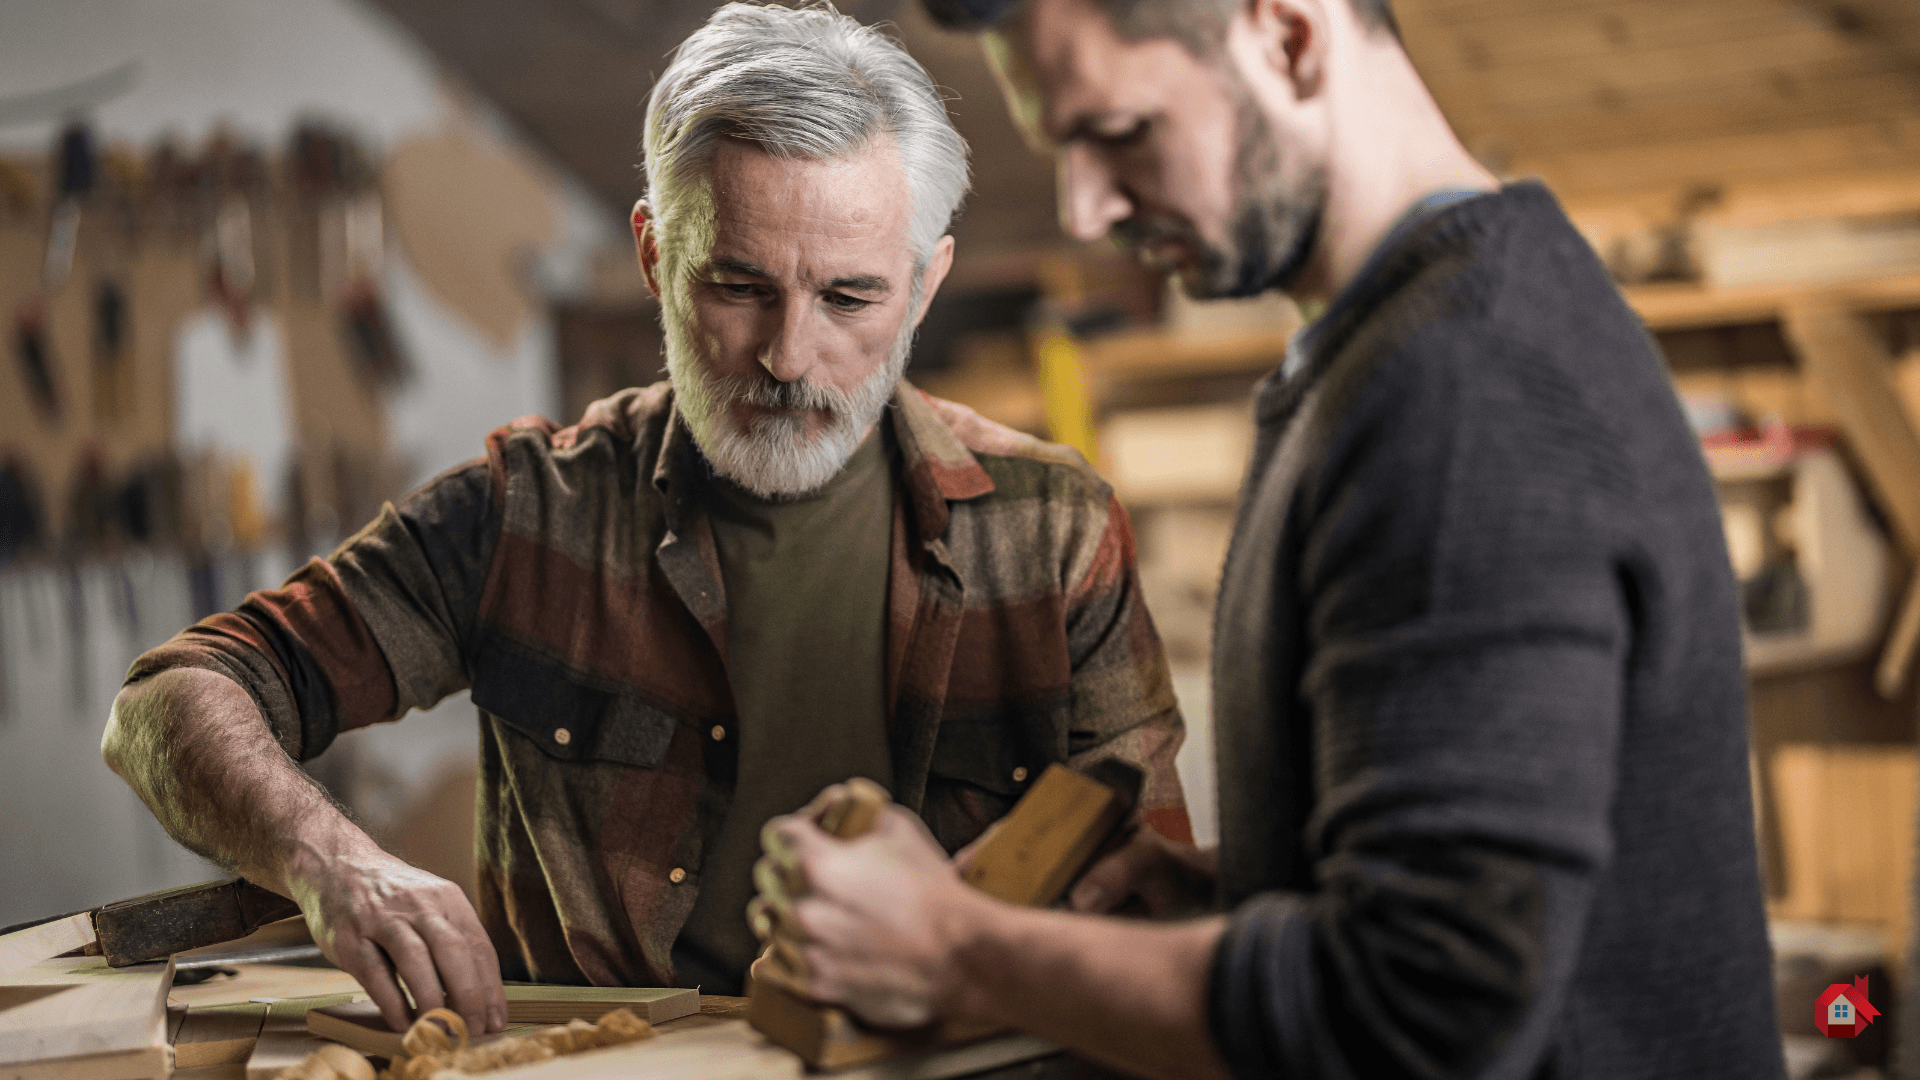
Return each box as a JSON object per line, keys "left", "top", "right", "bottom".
{"left": 919, "top": 0, "right": 1027, "bottom": 31}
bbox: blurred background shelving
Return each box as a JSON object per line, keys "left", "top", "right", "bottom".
{"left": 6, "top": 2, "right": 1920, "bottom": 1074}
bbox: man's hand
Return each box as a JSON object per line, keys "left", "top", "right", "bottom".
{"left": 751, "top": 802, "right": 996, "bottom": 1030}
{"left": 286, "top": 843, "right": 506, "bottom": 1035}
{"left": 1067, "top": 827, "right": 1217, "bottom": 918}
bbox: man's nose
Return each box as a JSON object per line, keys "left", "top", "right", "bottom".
{"left": 1058, "top": 145, "right": 1132, "bottom": 244}
{"left": 757, "top": 297, "right": 820, "bottom": 384}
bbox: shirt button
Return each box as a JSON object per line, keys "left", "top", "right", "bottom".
{"left": 553, "top": 728, "right": 572, "bottom": 746}
{"left": 669, "top": 867, "right": 687, "bottom": 884}
{"left": 1011, "top": 766, "right": 1029, "bottom": 783}
{"left": 710, "top": 725, "right": 726, "bottom": 741}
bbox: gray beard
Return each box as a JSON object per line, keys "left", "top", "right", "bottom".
{"left": 662, "top": 290, "right": 914, "bottom": 499}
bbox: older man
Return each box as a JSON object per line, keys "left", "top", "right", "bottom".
{"left": 102, "top": 3, "right": 1187, "bottom": 1036}
{"left": 754, "top": 0, "right": 1781, "bottom": 1078}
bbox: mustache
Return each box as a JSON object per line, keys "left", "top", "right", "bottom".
{"left": 709, "top": 374, "right": 854, "bottom": 415}
{"left": 1111, "top": 214, "right": 1200, "bottom": 251}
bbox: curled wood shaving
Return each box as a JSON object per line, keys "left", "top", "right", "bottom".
{"left": 277, "top": 1006, "right": 658, "bottom": 1080}
{"left": 280, "top": 1042, "right": 375, "bottom": 1080}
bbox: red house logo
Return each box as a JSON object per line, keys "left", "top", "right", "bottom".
{"left": 1816, "top": 975, "right": 1880, "bottom": 1038}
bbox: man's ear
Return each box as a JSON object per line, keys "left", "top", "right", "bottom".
{"left": 912, "top": 235, "right": 957, "bottom": 328}
{"left": 633, "top": 199, "right": 664, "bottom": 300}
{"left": 1242, "top": 0, "right": 1327, "bottom": 102}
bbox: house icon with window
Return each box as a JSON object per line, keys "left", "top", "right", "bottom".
{"left": 1816, "top": 975, "right": 1879, "bottom": 1038}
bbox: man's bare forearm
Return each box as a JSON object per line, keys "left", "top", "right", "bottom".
{"left": 102, "top": 667, "right": 375, "bottom": 895}
{"left": 947, "top": 898, "right": 1234, "bottom": 1080}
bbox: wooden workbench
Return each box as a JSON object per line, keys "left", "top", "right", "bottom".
{"left": 166, "top": 966, "right": 1060, "bottom": 1080}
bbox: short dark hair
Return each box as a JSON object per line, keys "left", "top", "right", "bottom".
{"left": 922, "top": 0, "right": 1399, "bottom": 53}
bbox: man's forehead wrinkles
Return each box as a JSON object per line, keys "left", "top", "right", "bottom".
{"left": 706, "top": 251, "right": 895, "bottom": 293}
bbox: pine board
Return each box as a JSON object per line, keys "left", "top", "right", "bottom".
{"left": 479, "top": 1021, "right": 800, "bottom": 1080}
{"left": 501, "top": 986, "right": 699, "bottom": 1025}
{"left": 172, "top": 1005, "right": 266, "bottom": 1068}
{"left": 0, "top": 917, "right": 95, "bottom": 979}
{"left": 168, "top": 966, "right": 362, "bottom": 1010}
{"left": 0, "top": 1046, "right": 168, "bottom": 1080}
{"left": 243, "top": 995, "right": 362, "bottom": 1080}
{"left": 0, "top": 958, "right": 173, "bottom": 1067}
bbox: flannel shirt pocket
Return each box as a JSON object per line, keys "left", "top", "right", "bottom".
{"left": 470, "top": 632, "right": 680, "bottom": 770}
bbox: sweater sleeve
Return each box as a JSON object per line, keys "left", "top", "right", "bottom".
{"left": 123, "top": 458, "right": 500, "bottom": 761}
{"left": 1209, "top": 330, "right": 1636, "bottom": 1079}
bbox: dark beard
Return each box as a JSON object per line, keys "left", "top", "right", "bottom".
{"left": 1217, "top": 82, "right": 1324, "bottom": 298}
{"left": 1112, "top": 73, "right": 1325, "bottom": 300}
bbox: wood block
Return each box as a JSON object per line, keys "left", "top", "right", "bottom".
{"left": 501, "top": 986, "right": 699, "bottom": 1025}
{"left": 0, "top": 958, "right": 174, "bottom": 1067}
{"left": 244, "top": 995, "right": 361, "bottom": 1080}
{"left": 749, "top": 764, "right": 1131, "bottom": 1068}
{"left": 745, "top": 979, "right": 997, "bottom": 1071}
{"left": 0, "top": 916, "right": 96, "bottom": 979}
{"left": 173, "top": 1005, "right": 266, "bottom": 1068}
{"left": 961, "top": 764, "right": 1131, "bottom": 907}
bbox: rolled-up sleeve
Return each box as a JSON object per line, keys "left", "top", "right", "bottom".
{"left": 124, "top": 458, "right": 499, "bottom": 760}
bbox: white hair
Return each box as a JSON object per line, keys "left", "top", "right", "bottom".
{"left": 641, "top": 2, "right": 971, "bottom": 278}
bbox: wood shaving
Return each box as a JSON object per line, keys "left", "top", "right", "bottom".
{"left": 279, "top": 1005, "right": 657, "bottom": 1080}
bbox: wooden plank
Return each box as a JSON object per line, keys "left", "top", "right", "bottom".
{"left": 473, "top": 1018, "right": 1055, "bottom": 1080}
{"left": 1781, "top": 302, "right": 1920, "bottom": 552}
{"left": 502, "top": 986, "right": 699, "bottom": 1025}
{"left": 479, "top": 1021, "right": 797, "bottom": 1080}
{"left": 173, "top": 1006, "right": 266, "bottom": 1069}
{"left": 0, "top": 1046, "right": 168, "bottom": 1080}
{"left": 1876, "top": 574, "right": 1920, "bottom": 699}
{"left": 173, "top": 1066, "right": 246, "bottom": 1080}
{"left": 1626, "top": 273, "right": 1920, "bottom": 333}
{"left": 1771, "top": 745, "right": 1919, "bottom": 962}
{"left": 1080, "top": 327, "right": 1293, "bottom": 381}
{"left": 1517, "top": 116, "right": 1920, "bottom": 204}
{"left": 0, "top": 917, "right": 95, "bottom": 979}
{"left": 0, "top": 958, "right": 173, "bottom": 1067}
{"left": 243, "top": 995, "right": 361, "bottom": 1080}
{"left": 168, "top": 966, "right": 361, "bottom": 1010}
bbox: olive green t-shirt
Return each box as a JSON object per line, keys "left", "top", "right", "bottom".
{"left": 671, "top": 424, "right": 895, "bottom": 993}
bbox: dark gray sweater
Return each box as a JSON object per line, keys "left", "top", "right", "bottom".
{"left": 1207, "top": 183, "right": 1782, "bottom": 1080}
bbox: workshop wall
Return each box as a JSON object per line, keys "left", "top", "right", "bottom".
{"left": 0, "top": 0, "right": 621, "bottom": 926}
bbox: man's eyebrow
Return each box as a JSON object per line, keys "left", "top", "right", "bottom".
{"left": 827, "top": 274, "right": 891, "bottom": 293}
{"left": 710, "top": 256, "right": 771, "bottom": 277}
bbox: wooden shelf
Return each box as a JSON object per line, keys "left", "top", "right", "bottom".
{"left": 1625, "top": 272, "right": 1920, "bottom": 332}
{"left": 1080, "top": 327, "right": 1294, "bottom": 381}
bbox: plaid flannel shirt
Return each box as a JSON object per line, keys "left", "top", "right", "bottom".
{"left": 128, "top": 381, "right": 1190, "bottom": 986}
